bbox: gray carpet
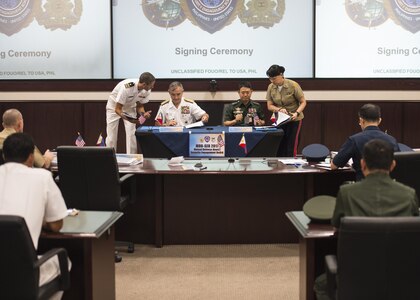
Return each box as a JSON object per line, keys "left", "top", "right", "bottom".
{"left": 116, "top": 244, "right": 299, "bottom": 300}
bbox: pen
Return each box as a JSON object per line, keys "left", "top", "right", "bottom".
{"left": 293, "top": 164, "right": 300, "bottom": 168}
{"left": 199, "top": 166, "right": 207, "bottom": 170}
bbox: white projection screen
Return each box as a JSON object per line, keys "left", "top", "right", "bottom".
{"left": 0, "top": 0, "right": 111, "bottom": 79}
{"left": 112, "top": 0, "right": 313, "bottom": 79}
{"left": 316, "top": 0, "right": 420, "bottom": 78}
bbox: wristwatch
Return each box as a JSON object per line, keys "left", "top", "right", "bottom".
{"left": 295, "top": 111, "right": 301, "bottom": 116}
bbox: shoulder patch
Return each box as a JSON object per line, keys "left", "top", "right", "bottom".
{"left": 160, "top": 100, "right": 170, "bottom": 106}
{"left": 252, "top": 101, "right": 261, "bottom": 107}
{"left": 124, "top": 82, "right": 135, "bottom": 88}
{"left": 184, "top": 98, "right": 195, "bottom": 103}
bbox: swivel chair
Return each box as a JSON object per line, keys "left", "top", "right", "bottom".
{"left": 325, "top": 216, "right": 420, "bottom": 300}
{"left": 57, "top": 146, "right": 136, "bottom": 261}
{"left": 0, "top": 215, "right": 70, "bottom": 299}
{"left": 391, "top": 151, "right": 420, "bottom": 197}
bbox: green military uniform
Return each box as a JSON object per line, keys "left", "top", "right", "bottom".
{"left": 332, "top": 172, "right": 419, "bottom": 227}
{"left": 223, "top": 100, "right": 265, "bottom": 126}
{"left": 0, "top": 128, "right": 45, "bottom": 168}
{"left": 315, "top": 172, "right": 419, "bottom": 300}
{"left": 265, "top": 78, "right": 304, "bottom": 121}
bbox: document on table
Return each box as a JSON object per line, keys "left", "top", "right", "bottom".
{"left": 116, "top": 154, "right": 143, "bottom": 165}
{"left": 185, "top": 121, "right": 204, "bottom": 129}
{"left": 273, "top": 112, "right": 291, "bottom": 127}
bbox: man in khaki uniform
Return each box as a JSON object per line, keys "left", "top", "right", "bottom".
{"left": 314, "top": 139, "right": 419, "bottom": 300}
{"left": 0, "top": 109, "right": 53, "bottom": 169}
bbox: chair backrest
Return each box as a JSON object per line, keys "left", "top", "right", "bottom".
{"left": 57, "top": 146, "right": 122, "bottom": 211}
{"left": 391, "top": 151, "right": 420, "bottom": 197}
{"left": 0, "top": 215, "right": 40, "bottom": 298}
{"left": 247, "top": 130, "right": 284, "bottom": 157}
{"left": 336, "top": 216, "right": 420, "bottom": 300}
{"left": 221, "top": 103, "right": 230, "bottom": 125}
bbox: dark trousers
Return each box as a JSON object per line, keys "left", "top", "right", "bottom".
{"left": 277, "top": 120, "right": 302, "bottom": 157}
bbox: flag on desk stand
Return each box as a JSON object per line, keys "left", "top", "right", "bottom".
{"left": 156, "top": 112, "right": 163, "bottom": 125}
{"left": 96, "top": 133, "right": 106, "bottom": 146}
{"left": 239, "top": 133, "right": 247, "bottom": 154}
{"left": 75, "top": 132, "right": 85, "bottom": 147}
{"left": 270, "top": 112, "right": 276, "bottom": 124}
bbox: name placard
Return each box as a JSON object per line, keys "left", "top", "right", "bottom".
{"left": 189, "top": 132, "right": 225, "bottom": 157}
{"left": 228, "top": 126, "right": 253, "bottom": 133}
{"left": 158, "top": 126, "right": 184, "bottom": 132}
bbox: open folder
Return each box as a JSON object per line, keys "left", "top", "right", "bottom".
{"left": 273, "top": 112, "right": 291, "bottom": 127}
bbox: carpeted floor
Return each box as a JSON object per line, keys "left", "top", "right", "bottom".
{"left": 115, "top": 244, "right": 299, "bottom": 300}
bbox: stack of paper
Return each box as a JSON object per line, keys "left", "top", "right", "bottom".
{"left": 116, "top": 154, "right": 143, "bottom": 165}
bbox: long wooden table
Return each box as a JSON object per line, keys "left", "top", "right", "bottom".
{"left": 286, "top": 211, "right": 337, "bottom": 300}
{"left": 115, "top": 158, "right": 353, "bottom": 247}
{"left": 39, "top": 211, "right": 123, "bottom": 300}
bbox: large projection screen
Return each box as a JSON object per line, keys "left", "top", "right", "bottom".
{"left": 0, "top": 0, "right": 111, "bottom": 80}
{"left": 316, "top": 0, "right": 420, "bottom": 78}
{"left": 113, "top": 0, "right": 313, "bottom": 79}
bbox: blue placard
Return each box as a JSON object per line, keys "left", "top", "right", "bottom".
{"left": 189, "top": 132, "right": 225, "bottom": 157}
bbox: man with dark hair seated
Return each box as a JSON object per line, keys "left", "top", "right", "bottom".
{"left": 315, "top": 139, "right": 419, "bottom": 300}
{"left": 0, "top": 132, "right": 69, "bottom": 299}
{"left": 331, "top": 103, "right": 400, "bottom": 181}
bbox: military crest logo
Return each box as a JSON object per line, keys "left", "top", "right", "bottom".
{"left": 142, "top": 0, "right": 186, "bottom": 29}
{"left": 384, "top": 0, "right": 420, "bottom": 33}
{"left": 0, "top": 0, "right": 39, "bottom": 36}
{"left": 180, "top": 0, "right": 244, "bottom": 33}
{"left": 239, "top": 0, "right": 285, "bottom": 29}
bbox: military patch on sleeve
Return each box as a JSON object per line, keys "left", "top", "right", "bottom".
{"left": 184, "top": 98, "right": 195, "bottom": 103}
{"left": 124, "top": 82, "right": 135, "bottom": 88}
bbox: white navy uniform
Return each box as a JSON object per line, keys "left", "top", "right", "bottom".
{"left": 106, "top": 78, "right": 151, "bottom": 154}
{"left": 155, "top": 97, "right": 206, "bottom": 126}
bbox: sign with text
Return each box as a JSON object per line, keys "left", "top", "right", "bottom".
{"left": 189, "top": 132, "right": 225, "bottom": 157}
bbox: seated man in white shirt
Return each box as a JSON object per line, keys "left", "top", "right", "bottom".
{"left": 154, "top": 81, "right": 209, "bottom": 126}
{"left": 0, "top": 132, "right": 69, "bottom": 298}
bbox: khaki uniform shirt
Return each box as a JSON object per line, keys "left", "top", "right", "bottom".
{"left": 265, "top": 78, "right": 304, "bottom": 121}
{"left": 224, "top": 100, "right": 265, "bottom": 126}
{"left": 0, "top": 128, "right": 45, "bottom": 168}
{"left": 155, "top": 97, "right": 206, "bottom": 126}
{"left": 332, "top": 172, "right": 419, "bottom": 227}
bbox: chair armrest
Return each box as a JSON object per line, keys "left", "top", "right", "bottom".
{"left": 35, "top": 248, "right": 70, "bottom": 290}
{"left": 325, "top": 255, "right": 337, "bottom": 300}
{"left": 120, "top": 173, "right": 136, "bottom": 204}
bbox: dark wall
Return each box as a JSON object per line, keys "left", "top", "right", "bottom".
{"left": 1, "top": 100, "right": 419, "bottom": 153}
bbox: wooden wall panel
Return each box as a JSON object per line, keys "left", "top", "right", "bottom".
{"left": 403, "top": 103, "right": 420, "bottom": 147}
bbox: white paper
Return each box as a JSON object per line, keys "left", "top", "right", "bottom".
{"left": 273, "top": 112, "right": 291, "bottom": 127}
{"left": 168, "top": 156, "right": 184, "bottom": 166}
{"left": 185, "top": 121, "right": 204, "bottom": 129}
{"left": 116, "top": 154, "right": 143, "bottom": 165}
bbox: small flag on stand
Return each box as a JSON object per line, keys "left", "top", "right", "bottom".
{"left": 156, "top": 112, "right": 163, "bottom": 125}
{"left": 239, "top": 133, "right": 247, "bottom": 154}
{"left": 75, "top": 132, "right": 85, "bottom": 147}
{"left": 96, "top": 133, "right": 106, "bottom": 146}
{"left": 270, "top": 112, "right": 276, "bottom": 124}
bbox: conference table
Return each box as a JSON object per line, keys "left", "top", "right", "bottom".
{"left": 286, "top": 211, "right": 337, "bottom": 300}
{"left": 135, "top": 126, "right": 284, "bottom": 158}
{"left": 39, "top": 211, "right": 123, "bottom": 300}
{"left": 116, "top": 158, "right": 354, "bottom": 247}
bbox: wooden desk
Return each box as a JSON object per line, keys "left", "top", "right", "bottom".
{"left": 286, "top": 211, "right": 337, "bottom": 300}
{"left": 39, "top": 211, "right": 123, "bottom": 300}
{"left": 115, "top": 158, "right": 353, "bottom": 247}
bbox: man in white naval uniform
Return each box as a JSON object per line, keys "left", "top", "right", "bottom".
{"left": 154, "top": 81, "right": 209, "bottom": 127}
{"left": 106, "top": 72, "right": 155, "bottom": 153}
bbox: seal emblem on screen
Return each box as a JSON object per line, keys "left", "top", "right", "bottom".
{"left": 239, "top": 0, "right": 285, "bottom": 29}
{"left": 345, "top": 0, "right": 388, "bottom": 28}
{"left": 384, "top": 0, "right": 420, "bottom": 33}
{"left": 142, "top": 0, "right": 186, "bottom": 28}
{"left": 180, "top": 0, "right": 243, "bottom": 33}
{"left": 36, "top": 0, "right": 83, "bottom": 31}
{"left": 0, "top": 0, "right": 39, "bottom": 36}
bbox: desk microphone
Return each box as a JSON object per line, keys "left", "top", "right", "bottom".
{"left": 228, "top": 158, "right": 235, "bottom": 163}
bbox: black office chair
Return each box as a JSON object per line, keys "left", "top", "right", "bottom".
{"left": 247, "top": 130, "right": 284, "bottom": 157}
{"left": 221, "top": 103, "right": 230, "bottom": 125}
{"left": 325, "top": 216, "right": 420, "bottom": 300}
{"left": 391, "top": 151, "right": 420, "bottom": 197}
{"left": 57, "top": 146, "right": 136, "bottom": 261}
{"left": 0, "top": 215, "right": 70, "bottom": 299}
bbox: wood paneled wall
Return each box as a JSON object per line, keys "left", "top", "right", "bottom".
{"left": 0, "top": 101, "right": 419, "bottom": 153}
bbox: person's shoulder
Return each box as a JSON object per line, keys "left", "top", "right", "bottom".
{"left": 391, "top": 179, "right": 416, "bottom": 195}
{"left": 230, "top": 100, "right": 241, "bottom": 107}
{"left": 250, "top": 100, "right": 261, "bottom": 107}
{"left": 339, "top": 181, "right": 360, "bottom": 194}
{"left": 124, "top": 81, "right": 135, "bottom": 89}
{"left": 160, "top": 99, "right": 170, "bottom": 106}
{"left": 184, "top": 98, "right": 195, "bottom": 104}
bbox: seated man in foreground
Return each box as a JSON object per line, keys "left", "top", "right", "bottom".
{"left": 155, "top": 81, "right": 209, "bottom": 126}
{"left": 314, "top": 139, "right": 419, "bottom": 300}
{"left": 331, "top": 103, "right": 400, "bottom": 181}
{"left": 223, "top": 81, "right": 265, "bottom": 126}
{"left": 0, "top": 132, "right": 69, "bottom": 298}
